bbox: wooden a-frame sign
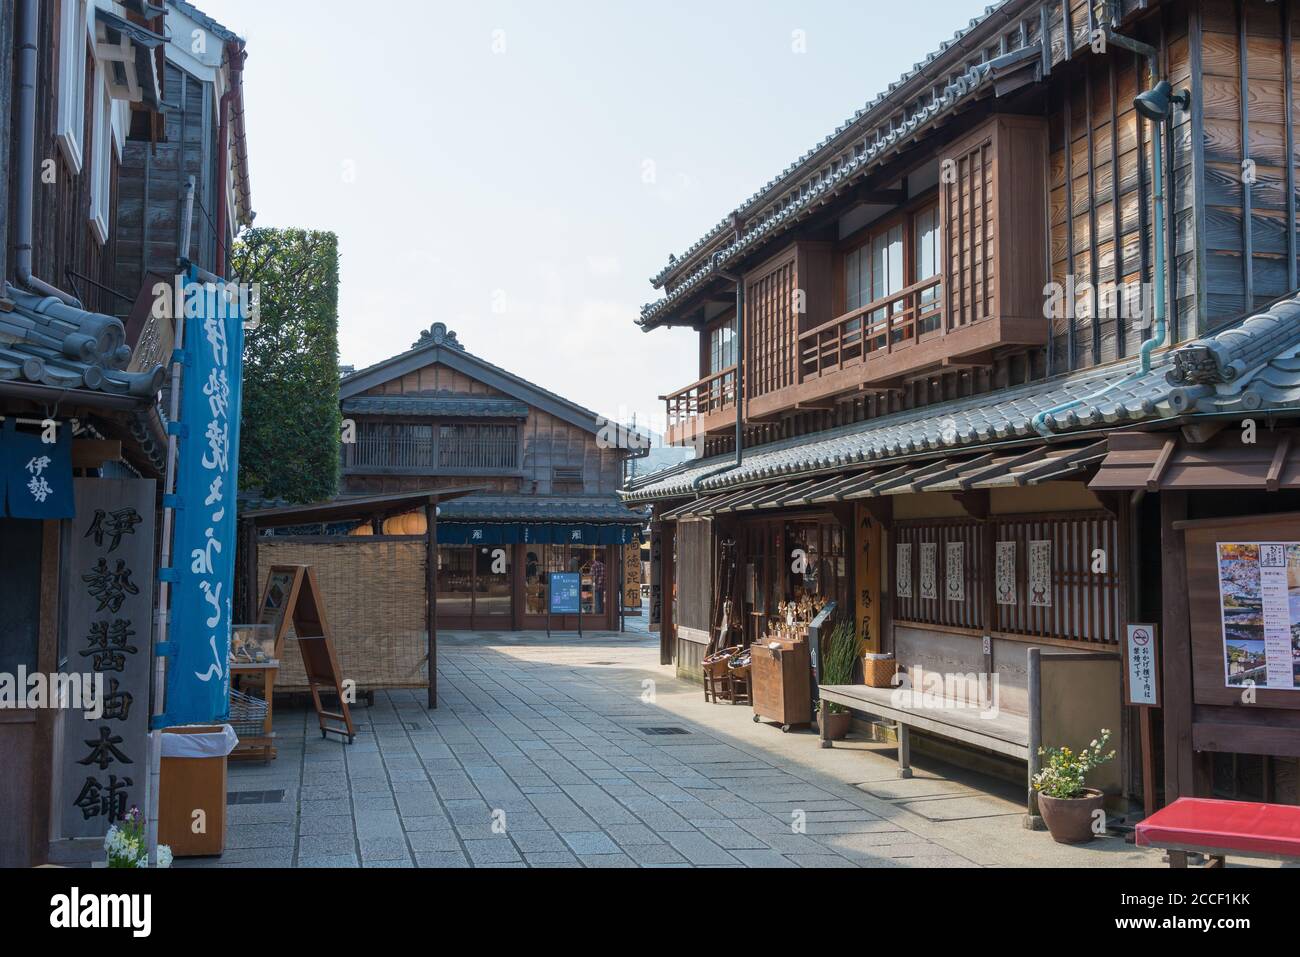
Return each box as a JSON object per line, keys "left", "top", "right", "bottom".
{"left": 257, "top": 564, "right": 356, "bottom": 743}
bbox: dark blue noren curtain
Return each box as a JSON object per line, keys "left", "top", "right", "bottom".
{"left": 2, "top": 424, "right": 75, "bottom": 519}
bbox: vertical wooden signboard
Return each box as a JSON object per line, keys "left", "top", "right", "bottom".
{"left": 855, "top": 503, "right": 882, "bottom": 654}
{"left": 59, "top": 479, "right": 156, "bottom": 838}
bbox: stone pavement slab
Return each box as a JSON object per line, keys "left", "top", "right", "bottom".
{"left": 187, "top": 627, "right": 1161, "bottom": 869}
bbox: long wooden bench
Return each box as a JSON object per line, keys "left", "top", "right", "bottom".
{"left": 1136, "top": 797, "right": 1300, "bottom": 867}
{"left": 817, "top": 683, "right": 1030, "bottom": 775}
{"left": 818, "top": 645, "right": 1122, "bottom": 822}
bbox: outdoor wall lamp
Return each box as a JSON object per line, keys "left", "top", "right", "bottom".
{"left": 1134, "top": 80, "right": 1192, "bottom": 121}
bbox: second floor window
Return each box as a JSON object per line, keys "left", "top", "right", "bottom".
{"left": 845, "top": 223, "right": 904, "bottom": 313}
{"left": 709, "top": 324, "right": 736, "bottom": 374}
{"left": 438, "top": 423, "right": 519, "bottom": 471}
{"left": 346, "top": 421, "right": 519, "bottom": 471}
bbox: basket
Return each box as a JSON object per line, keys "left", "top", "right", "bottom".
{"left": 229, "top": 689, "right": 269, "bottom": 738}
{"left": 863, "top": 653, "right": 897, "bottom": 689}
{"left": 703, "top": 646, "right": 741, "bottom": 677}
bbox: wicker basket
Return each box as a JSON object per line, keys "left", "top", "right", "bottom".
{"left": 229, "top": 689, "right": 269, "bottom": 739}
{"left": 863, "top": 653, "right": 897, "bottom": 689}
{"left": 703, "top": 646, "right": 741, "bottom": 677}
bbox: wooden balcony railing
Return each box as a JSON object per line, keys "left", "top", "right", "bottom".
{"left": 661, "top": 366, "right": 737, "bottom": 437}
{"left": 799, "top": 276, "right": 943, "bottom": 380}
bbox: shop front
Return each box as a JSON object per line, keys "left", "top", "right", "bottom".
{"left": 1092, "top": 427, "right": 1300, "bottom": 807}
{"left": 406, "top": 513, "right": 642, "bottom": 633}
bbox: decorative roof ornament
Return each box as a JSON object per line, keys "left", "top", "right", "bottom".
{"left": 412, "top": 321, "right": 465, "bottom": 351}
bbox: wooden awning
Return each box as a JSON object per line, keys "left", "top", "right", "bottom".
{"left": 655, "top": 441, "right": 1108, "bottom": 519}
{"left": 243, "top": 487, "right": 487, "bottom": 528}
{"left": 1089, "top": 429, "right": 1300, "bottom": 492}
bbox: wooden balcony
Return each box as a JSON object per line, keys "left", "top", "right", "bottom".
{"left": 743, "top": 278, "right": 1047, "bottom": 421}
{"left": 661, "top": 366, "right": 737, "bottom": 447}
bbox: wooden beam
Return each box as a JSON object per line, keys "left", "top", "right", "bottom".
{"left": 1145, "top": 436, "right": 1178, "bottom": 491}
{"left": 1160, "top": 491, "right": 1194, "bottom": 803}
{"left": 952, "top": 489, "right": 991, "bottom": 520}
{"left": 1266, "top": 435, "right": 1292, "bottom": 492}
{"left": 71, "top": 439, "right": 123, "bottom": 470}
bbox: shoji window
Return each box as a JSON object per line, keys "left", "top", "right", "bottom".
{"left": 56, "top": 0, "right": 89, "bottom": 173}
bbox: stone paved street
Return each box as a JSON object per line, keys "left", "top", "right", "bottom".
{"left": 189, "top": 626, "right": 1161, "bottom": 868}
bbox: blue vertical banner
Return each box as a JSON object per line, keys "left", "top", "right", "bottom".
{"left": 157, "top": 268, "right": 245, "bottom": 727}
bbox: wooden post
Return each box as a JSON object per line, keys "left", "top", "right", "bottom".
{"left": 426, "top": 502, "right": 437, "bottom": 709}
{"left": 660, "top": 521, "right": 676, "bottom": 666}
{"left": 1160, "top": 491, "right": 1192, "bottom": 803}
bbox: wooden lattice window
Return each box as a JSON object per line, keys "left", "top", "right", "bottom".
{"left": 893, "top": 511, "right": 1120, "bottom": 645}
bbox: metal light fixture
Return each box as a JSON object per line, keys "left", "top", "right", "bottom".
{"left": 1133, "top": 80, "right": 1192, "bottom": 120}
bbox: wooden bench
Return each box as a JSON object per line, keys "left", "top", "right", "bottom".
{"left": 817, "top": 683, "right": 1029, "bottom": 776}
{"left": 1136, "top": 797, "right": 1300, "bottom": 867}
{"left": 818, "top": 644, "right": 1122, "bottom": 823}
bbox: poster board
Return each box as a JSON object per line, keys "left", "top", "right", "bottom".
{"left": 1214, "top": 542, "right": 1300, "bottom": 692}
{"left": 1184, "top": 515, "right": 1300, "bottom": 713}
{"left": 549, "top": 572, "right": 581, "bottom": 614}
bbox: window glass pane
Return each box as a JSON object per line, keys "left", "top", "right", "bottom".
{"left": 474, "top": 545, "right": 511, "bottom": 617}
{"left": 871, "top": 236, "right": 887, "bottom": 302}
{"left": 844, "top": 247, "right": 861, "bottom": 312}
{"left": 887, "top": 225, "right": 904, "bottom": 296}
{"left": 436, "top": 546, "right": 473, "bottom": 617}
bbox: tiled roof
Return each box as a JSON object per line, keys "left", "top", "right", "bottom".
{"left": 647, "top": 1, "right": 1022, "bottom": 298}
{"left": 341, "top": 394, "right": 529, "bottom": 419}
{"left": 341, "top": 322, "right": 641, "bottom": 440}
{"left": 437, "top": 495, "right": 648, "bottom": 525}
{"left": 0, "top": 283, "right": 164, "bottom": 399}
{"left": 624, "top": 296, "right": 1300, "bottom": 501}
{"left": 639, "top": 61, "right": 994, "bottom": 327}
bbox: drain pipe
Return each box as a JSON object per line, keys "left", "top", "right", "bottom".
{"left": 1033, "top": 33, "right": 1167, "bottom": 437}
{"left": 13, "top": 0, "right": 81, "bottom": 307}
{"left": 711, "top": 251, "right": 744, "bottom": 467}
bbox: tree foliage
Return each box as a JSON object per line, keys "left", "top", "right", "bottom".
{"left": 233, "top": 228, "right": 341, "bottom": 503}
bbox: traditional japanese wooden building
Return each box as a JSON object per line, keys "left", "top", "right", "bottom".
{"left": 0, "top": 0, "right": 252, "bottom": 866}
{"left": 630, "top": 0, "right": 1300, "bottom": 815}
{"left": 334, "top": 322, "right": 647, "bottom": 632}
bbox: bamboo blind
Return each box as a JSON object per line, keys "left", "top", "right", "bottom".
{"left": 256, "top": 540, "right": 429, "bottom": 691}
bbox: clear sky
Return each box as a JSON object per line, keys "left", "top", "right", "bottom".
{"left": 197, "top": 0, "right": 995, "bottom": 434}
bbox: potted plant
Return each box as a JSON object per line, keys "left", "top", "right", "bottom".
{"left": 818, "top": 619, "right": 859, "bottom": 741}
{"left": 1032, "top": 729, "right": 1116, "bottom": 844}
{"left": 102, "top": 806, "right": 173, "bottom": 868}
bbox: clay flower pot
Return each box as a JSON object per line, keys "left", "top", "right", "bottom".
{"left": 1037, "top": 788, "right": 1105, "bottom": 844}
{"left": 821, "top": 708, "right": 851, "bottom": 741}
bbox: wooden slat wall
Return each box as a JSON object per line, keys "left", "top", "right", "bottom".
{"left": 943, "top": 136, "right": 995, "bottom": 329}
{"left": 12, "top": 0, "right": 120, "bottom": 316}
{"left": 895, "top": 512, "right": 1120, "bottom": 644}
{"left": 676, "top": 517, "right": 714, "bottom": 633}
{"left": 744, "top": 252, "right": 797, "bottom": 400}
{"left": 992, "top": 512, "right": 1121, "bottom": 644}
{"left": 114, "top": 61, "right": 220, "bottom": 314}
{"left": 894, "top": 520, "right": 986, "bottom": 630}
{"left": 1200, "top": 0, "right": 1294, "bottom": 321}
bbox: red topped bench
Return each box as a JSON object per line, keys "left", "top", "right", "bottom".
{"left": 1136, "top": 797, "right": 1300, "bottom": 867}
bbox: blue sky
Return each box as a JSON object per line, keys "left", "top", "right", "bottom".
{"left": 198, "top": 0, "right": 995, "bottom": 431}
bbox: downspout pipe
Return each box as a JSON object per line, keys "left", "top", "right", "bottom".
{"left": 14, "top": 0, "right": 81, "bottom": 307}
{"left": 1032, "top": 36, "right": 1167, "bottom": 437}
{"left": 711, "top": 251, "right": 744, "bottom": 467}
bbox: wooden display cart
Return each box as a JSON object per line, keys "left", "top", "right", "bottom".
{"left": 229, "top": 660, "right": 279, "bottom": 762}
{"left": 750, "top": 638, "right": 812, "bottom": 732}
